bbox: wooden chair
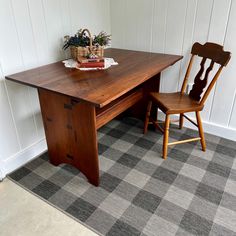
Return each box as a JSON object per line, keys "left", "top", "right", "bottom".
{"left": 144, "top": 42, "right": 231, "bottom": 159}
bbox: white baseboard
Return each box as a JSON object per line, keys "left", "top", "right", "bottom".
{"left": 0, "top": 167, "right": 3, "bottom": 181}
{"left": 158, "top": 112, "right": 236, "bottom": 141}
{"left": 193, "top": 119, "right": 236, "bottom": 141}
{"left": 0, "top": 139, "right": 47, "bottom": 180}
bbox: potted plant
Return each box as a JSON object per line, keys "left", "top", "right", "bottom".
{"left": 63, "top": 29, "right": 111, "bottom": 60}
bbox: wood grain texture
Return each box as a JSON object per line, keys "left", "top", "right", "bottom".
{"left": 144, "top": 42, "right": 231, "bottom": 159}
{"left": 189, "top": 58, "right": 212, "bottom": 101}
{"left": 163, "top": 114, "right": 170, "bottom": 159}
{"left": 38, "top": 89, "right": 99, "bottom": 186}
{"left": 150, "top": 92, "right": 204, "bottom": 115}
{"left": 130, "top": 73, "right": 161, "bottom": 120}
{"left": 196, "top": 111, "right": 206, "bottom": 151}
{"left": 6, "top": 48, "right": 182, "bottom": 185}
{"left": 96, "top": 89, "right": 143, "bottom": 129}
{"left": 6, "top": 48, "right": 182, "bottom": 108}
{"left": 191, "top": 42, "right": 231, "bottom": 66}
{"left": 189, "top": 42, "right": 231, "bottom": 102}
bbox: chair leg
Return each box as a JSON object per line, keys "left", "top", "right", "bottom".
{"left": 196, "top": 111, "right": 206, "bottom": 151}
{"left": 156, "top": 107, "right": 159, "bottom": 124}
{"left": 144, "top": 100, "right": 152, "bottom": 134}
{"left": 163, "top": 114, "right": 170, "bottom": 159}
{"left": 179, "top": 113, "right": 184, "bottom": 129}
{"left": 153, "top": 107, "right": 159, "bottom": 132}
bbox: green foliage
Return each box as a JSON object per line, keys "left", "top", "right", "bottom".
{"left": 93, "top": 31, "right": 111, "bottom": 47}
{"left": 63, "top": 29, "right": 111, "bottom": 50}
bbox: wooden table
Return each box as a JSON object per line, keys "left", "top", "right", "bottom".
{"left": 6, "top": 48, "right": 182, "bottom": 186}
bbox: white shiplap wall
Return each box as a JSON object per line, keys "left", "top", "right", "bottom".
{"left": 0, "top": 0, "right": 110, "bottom": 179}
{"left": 110, "top": 0, "right": 236, "bottom": 140}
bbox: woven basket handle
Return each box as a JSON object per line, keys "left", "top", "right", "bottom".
{"left": 81, "top": 28, "right": 93, "bottom": 50}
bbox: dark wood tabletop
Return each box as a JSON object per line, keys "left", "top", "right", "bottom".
{"left": 6, "top": 48, "right": 182, "bottom": 108}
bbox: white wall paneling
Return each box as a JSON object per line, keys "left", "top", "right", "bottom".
{"left": 201, "top": 0, "right": 232, "bottom": 122}
{"left": 123, "top": 0, "right": 140, "bottom": 50}
{"left": 69, "top": 0, "right": 110, "bottom": 35}
{"left": 151, "top": 0, "right": 169, "bottom": 54}
{"left": 0, "top": 0, "right": 111, "bottom": 179}
{"left": 160, "top": 0, "right": 188, "bottom": 93}
{"left": 0, "top": 0, "right": 38, "bottom": 152}
{"left": 110, "top": 0, "right": 236, "bottom": 140}
{"left": 110, "top": 0, "right": 126, "bottom": 48}
{"left": 210, "top": 0, "right": 236, "bottom": 127}
{"left": 0, "top": 67, "right": 20, "bottom": 159}
{"left": 177, "top": 0, "right": 198, "bottom": 91}
{"left": 130, "top": 0, "right": 154, "bottom": 52}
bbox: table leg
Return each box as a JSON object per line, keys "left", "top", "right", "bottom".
{"left": 38, "top": 89, "right": 99, "bottom": 186}
{"left": 130, "top": 73, "right": 161, "bottom": 120}
{"left": 144, "top": 73, "right": 161, "bottom": 120}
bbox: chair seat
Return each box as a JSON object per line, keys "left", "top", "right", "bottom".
{"left": 150, "top": 92, "right": 204, "bottom": 114}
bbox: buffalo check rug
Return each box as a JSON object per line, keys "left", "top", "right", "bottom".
{"left": 8, "top": 117, "right": 236, "bottom": 236}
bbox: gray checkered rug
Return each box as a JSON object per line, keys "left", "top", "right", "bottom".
{"left": 8, "top": 117, "right": 236, "bottom": 236}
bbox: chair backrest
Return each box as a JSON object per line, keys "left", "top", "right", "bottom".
{"left": 181, "top": 42, "right": 231, "bottom": 106}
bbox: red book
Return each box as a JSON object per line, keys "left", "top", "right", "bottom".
{"left": 78, "top": 56, "right": 104, "bottom": 63}
{"left": 79, "top": 61, "right": 105, "bottom": 68}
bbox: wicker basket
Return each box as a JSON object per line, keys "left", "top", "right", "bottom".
{"left": 70, "top": 29, "right": 104, "bottom": 61}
